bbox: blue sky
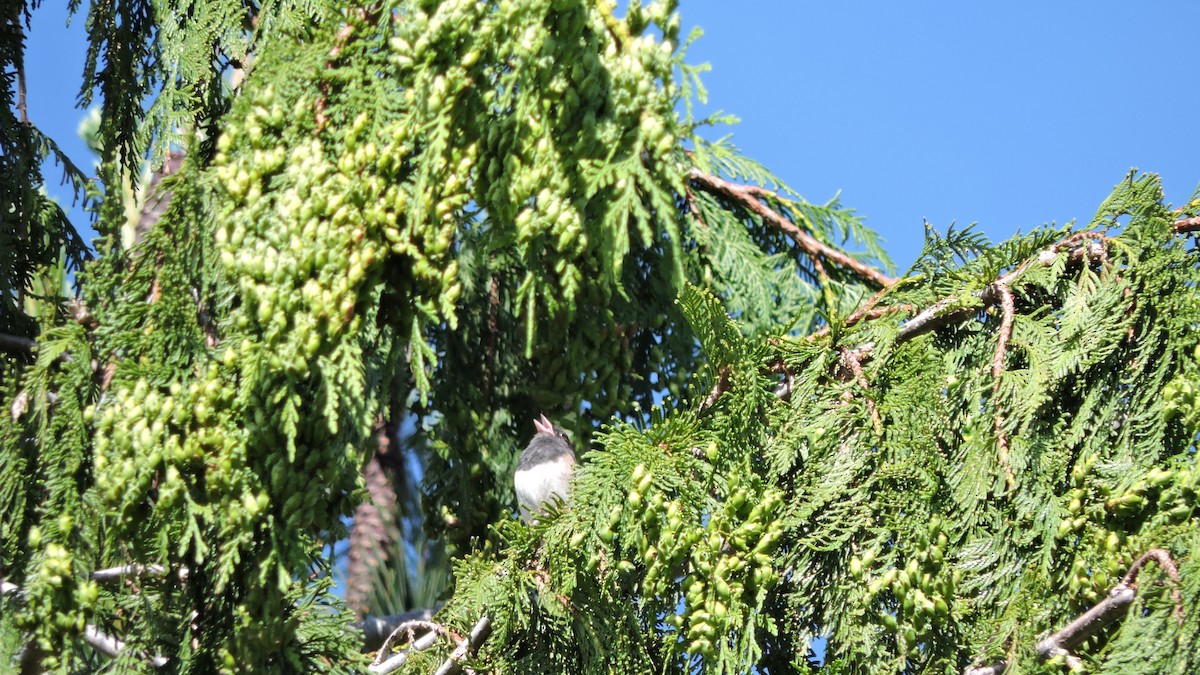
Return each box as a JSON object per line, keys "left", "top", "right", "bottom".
{"left": 25, "top": 2, "right": 1200, "bottom": 270}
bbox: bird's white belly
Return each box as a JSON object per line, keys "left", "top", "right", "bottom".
{"left": 514, "top": 459, "right": 572, "bottom": 519}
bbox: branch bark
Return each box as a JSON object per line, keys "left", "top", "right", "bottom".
{"left": 356, "top": 606, "right": 441, "bottom": 652}
{"left": 965, "top": 548, "right": 1182, "bottom": 675}
{"left": 368, "top": 614, "right": 491, "bottom": 675}
{"left": 1175, "top": 215, "right": 1200, "bottom": 233}
{"left": 688, "top": 169, "right": 896, "bottom": 289}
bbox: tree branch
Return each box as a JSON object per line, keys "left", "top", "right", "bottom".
{"left": 991, "top": 284, "right": 1017, "bottom": 492}
{"left": 433, "top": 614, "right": 491, "bottom": 675}
{"left": 3, "top": 578, "right": 167, "bottom": 667}
{"left": 356, "top": 606, "right": 440, "bottom": 652}
{"left": 83, "top": 625, "right": 169, "bottom": 667}
{"left": 368, "top": 614, "right": 490, "bottom": 675}
{"left": 687, "top": 169, "right": 896, "bottom": 289}
{"left": 0, "top": 333, "right": 38, "bottom": 354}
{"left": 1175, "top": 215, "right": 1200, "bottom": 234}
{"left": 965, "top": 549, "right": 1182, "bottom": 675}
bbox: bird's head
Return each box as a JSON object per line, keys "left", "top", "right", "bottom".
{"left": 533, "top": 413, "right": 570, "bottom": 444}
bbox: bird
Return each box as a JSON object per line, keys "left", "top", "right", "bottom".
{"left": 514, "top": 414, "right": 576, "bottom": 522}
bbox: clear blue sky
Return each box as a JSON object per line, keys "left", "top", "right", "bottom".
{"left": 26, "top": 2, "right": 1200, "bottom": 270}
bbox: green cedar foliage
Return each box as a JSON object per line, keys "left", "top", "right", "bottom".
{"left": 433, "top": 175, "right": 1200, "bottom": 674}
{"left": 2, "top": 0, "right": 882, "bottom": 671}
{"left": 2, "top": 0, "right": 1199, "bottom": 674}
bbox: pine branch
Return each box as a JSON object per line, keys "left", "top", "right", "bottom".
{"left": 688, "top": 169, "right": 896, "bottom": 289}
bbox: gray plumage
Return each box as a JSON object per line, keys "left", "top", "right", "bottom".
{"left": 514, "top": 414, "right": 576, "bottom": 522}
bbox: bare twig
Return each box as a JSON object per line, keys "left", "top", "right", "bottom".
{"left": 688, "top": 169, "right": 896, "bottom": 289}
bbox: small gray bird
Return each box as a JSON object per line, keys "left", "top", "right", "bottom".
{"left": 514, "top": 414, "right": 576, "bottom": 522}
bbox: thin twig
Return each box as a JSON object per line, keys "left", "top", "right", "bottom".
{"left": 433, "top": 614, "right": 492, "bottom": 675}
{"left": 699, "top": 365, "right": 732, "bottom": 412}
{"left": 688, "top": 169, "right": 896, "bottom": 289}
{"left": 840, "top": 348, "right": 881, "bottom": 431}
{"left": 1122, "top": 547, "right": 1183, "bottom": 618}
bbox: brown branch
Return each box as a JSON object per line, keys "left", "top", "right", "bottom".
{"left": 966, "top": 549, "right": 1183, "bottom": 675}
{"left": 688, "top": 169, "right": 896, "bottom": 289}
{"left": 699, "top": 365, "right": 732, "bottom": 412}
{"left": 685, "top": 187, "right": 708, "bottom": 229}
{"left": 1175, "top": 215, "right": 1200, "bottom": 233}
{"left": 1122, "top": 547, "right": 1183, "bottom": 618}
{"left": 991, "top": 285, "right": 1017, "bottom": 492}
{"left": 839, "top": 348, "right": 881, "bottom": 432}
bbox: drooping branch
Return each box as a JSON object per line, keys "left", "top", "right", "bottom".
{"left": 687, "top": 169, "right": 896, "bottom": 289}
{"left": 965, "top": 548, "right": 1182, "bottom": 675}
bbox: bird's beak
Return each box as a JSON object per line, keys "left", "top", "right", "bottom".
{"left": 534, "top": 414, "right": 554, "bottom": 435}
